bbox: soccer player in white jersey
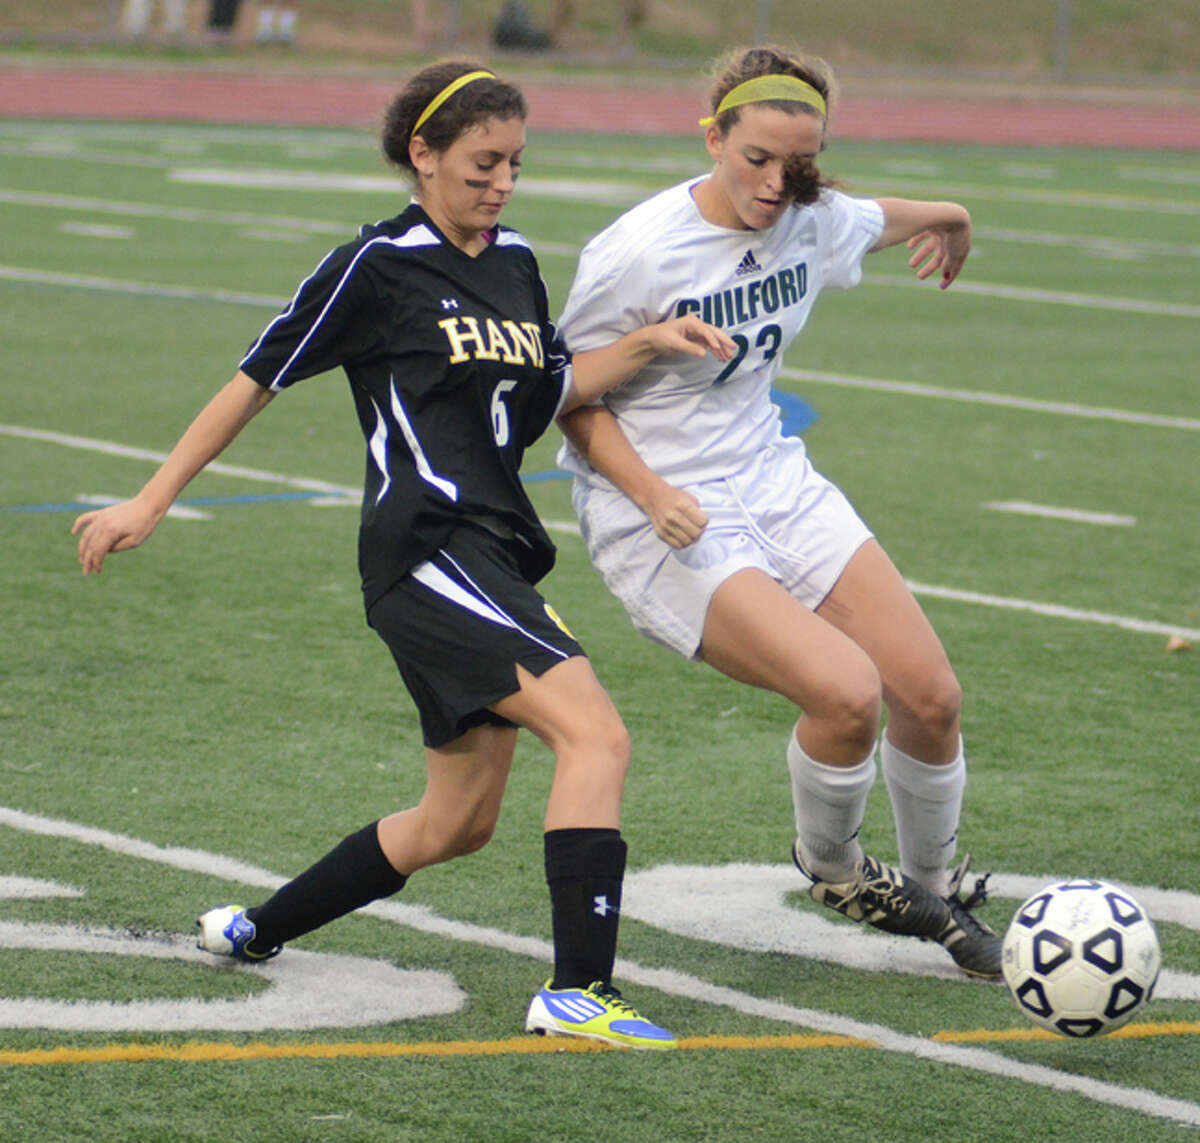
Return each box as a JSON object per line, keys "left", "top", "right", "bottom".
{"left": 73, "top": 60, "right": 733, "bottom": 1049}
{"left": 557, "top": 45, "right": 1002, "bottom": 977}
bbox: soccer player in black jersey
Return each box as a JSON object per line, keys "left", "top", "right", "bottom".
{"left": 73, "top": 60, "right": 732, "bottom": 1050}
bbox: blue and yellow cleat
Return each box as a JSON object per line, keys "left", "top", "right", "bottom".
{"left": 195, "top": 905, "right": 281, "bottom": 962}
{"left": 525, "top": 980, "right": 677, "bottom": 1050}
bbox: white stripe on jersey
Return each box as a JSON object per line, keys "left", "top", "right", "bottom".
{"left": 241, "top": 229, "right": 440, "bottom": 390}
{"left": 367, "top": 392, "right": 391, "bottom": 506}
{"left": 385, "top": 225, "right": 440, "bottom": 249}
{"left": 411, "top": 561, "right": 515, "bottom": 626}
{"left": 412, "top": 552, "right": 570, "bottom": 660}
{"left": 244, "top": 237, "right": 384, "bottom": 389}
{"left": 494, "top": 230, "right": 531, "bottom": 250}
{"left": 387, "top": 377, "right": 459, "bottom": 502}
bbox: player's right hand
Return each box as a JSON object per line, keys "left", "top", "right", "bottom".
{"left": 647, "top": 314, "right": 736, "bottom": 362}
{"left": 72, "top": 497, "right": 165, "bottom": 575}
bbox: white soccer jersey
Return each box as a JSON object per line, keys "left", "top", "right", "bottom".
{"left": 557, "top": 177, "right": 885, "bottom": 486}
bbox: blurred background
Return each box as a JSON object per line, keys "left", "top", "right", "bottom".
{"left": 3, "top": 0, "right": 1197, "bottom": 89}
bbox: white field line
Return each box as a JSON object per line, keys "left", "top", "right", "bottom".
{"left": 0, "top": 265, "right": 290, "bottom": 308}
{"left": 0, "top": 188, "right": 351, "bottom": 234}
{"left": 4, "top": 422, "right": 1195, "bottom": 640}
{"left": 836, "top": 175, "right": 1200, "bottom": 217}
{"left": 167, "top": 167, "right": 651, "bottom": 205}
{"left": 1119, "top": 165, "right": 1200, "bottom": 186}
{"left": 974, "top": 226, "right": 1200, "bottom": 261}
{"left": 0, "top": 122, "right": 368, "bottom": 146}
{"left": 0, "top": 424, "right": 358, "bottom": 497}
{"left": 2, "top": 805, "right": 1198, "bottom": 1128}
{"left": 7, "top": 188, "right": 1196, "bottom": 263}
{"left": 76, "top": 493, "right": 211, "bottom": 521}
{"left": 4, "top": 259, "right": 1193, "bottom": 322}
{"left": 57, "top": 221, "right": 134, "bottom": 240}
{"left": 6, "top": 134, "right": 1200, "bottom": 217}
{"left": 780, "top": 368, "right": 1200, "bottom": 431}
{"left": 985, "top": 501, "right": 1137, "bottom": 526}
{"left": 906, "top": 583, "right": 1200, "bottom": 642}
{"left": 868, "top": 274, "right": 1200, "bottom": 318}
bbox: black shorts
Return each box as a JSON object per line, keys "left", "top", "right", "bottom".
{"left": 367, "top": 523, "right": 586, "bottom": 749}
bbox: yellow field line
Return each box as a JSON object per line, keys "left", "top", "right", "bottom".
{"left": 932, "top": 1020, "right": 1200, "bottom": 1044}
{"left": 1, "top": 1022, "right": 1196, "bottom": 1067}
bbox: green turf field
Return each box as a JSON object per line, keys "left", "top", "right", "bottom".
{"left": 1, "top": 119, "right": 1198, "bottom": 1141}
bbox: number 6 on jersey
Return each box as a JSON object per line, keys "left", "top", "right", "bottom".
{"left": 491, "top": 379, "right": 518, "bottom": 446}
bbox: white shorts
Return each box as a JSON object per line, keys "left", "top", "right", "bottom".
{"left": 572, "top": 437, "right": 873, "bottom": 660}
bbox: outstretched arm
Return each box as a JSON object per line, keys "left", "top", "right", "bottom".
{"left": 559, "top": 403, "right": 708, "bottom": 550}
{"left": 563, "top": 315, "right": 734, "bottom": 413}
{"left": 872, "top": 197, "right": 972, "bottom": 289}
{"left": 72, "top": 371, "right": 275, "bottom": 574}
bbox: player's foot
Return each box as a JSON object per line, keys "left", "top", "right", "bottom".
{"left": 935, "top": 854, "right": 1003, "bottom": 979}
{"left": 792, "top": 845, "right": 952, "bottom": 939}
{"left": 525, "top": 980, "right": 677, "bottom": 1050}
{"left": 195, "top": 905, "right": 281, "bottom": 962}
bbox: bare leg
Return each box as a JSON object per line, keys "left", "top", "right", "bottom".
{"left": 378, "top": 723, "right": 518, "bottom": 873}
{"left": 816, "top": 540, "right": 961, "bottom": 762}
{"left": 816, "top": 540, "right": 965, "bottom": 892}
{"left": 700, "top": 567, "right": 881, "bottom": 765}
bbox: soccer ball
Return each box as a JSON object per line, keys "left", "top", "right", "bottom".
{"left": 1001, "top": 879, "right": 1161, "bottom": 1038}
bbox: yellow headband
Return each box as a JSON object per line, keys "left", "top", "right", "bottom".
{"left": 411, "top": 70, "right": 496, "bottom": 139}
{"left": 699, "top": 74, "right": 827, "bottom": 127}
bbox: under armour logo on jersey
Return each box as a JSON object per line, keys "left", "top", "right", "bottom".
{"left": 440, "top": 297, "right": 459, "bottom": 310}
{"left": 734, "top": 248, "right": 762, "bottom": 277}
{"left": 593, "top": 895, "right": 618, "bottom": 917}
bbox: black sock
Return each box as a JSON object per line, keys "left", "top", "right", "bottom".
{"left": 544, "top": 827, "right": 626, "bottom": 990}
{"left": 245, "top": 821, "right": 407, "bottom": 953}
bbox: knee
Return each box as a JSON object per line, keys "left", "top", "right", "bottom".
{"left": 553, "top": 709, "right": 631, "bottom": 796}
{"left": 833, "top": 681, "right": 883, "bottom": 757}
{"left": 601, "top": 716, "right": 632, "bottom": 775}
{"left": 561, "top": 703, "right": 631, "bottom": 772}
{"left": 449, "top": 817, "right": 498, "bottom": 858}
{"left": 905, "top": 669, "right": 963, "bottom": 743}
{"left": 423, "top": 806, "right": 501, "bottom": 863}
{"left": 804, "top": 665, "right": 881, "bottom": 759}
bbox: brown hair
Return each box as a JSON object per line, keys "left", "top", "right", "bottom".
{"left": 707, "top": 46, "right": 836, "bottom": 205}
{"left": 381, "top": 60, "right": 527, "bottom": 176}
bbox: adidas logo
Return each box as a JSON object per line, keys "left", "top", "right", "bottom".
{"left": 734, "top": 248, "right": 762, "bottom": 277}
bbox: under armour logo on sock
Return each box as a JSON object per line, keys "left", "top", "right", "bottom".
{"left": 593, "top": 895, "right": 618, "bottom": 917}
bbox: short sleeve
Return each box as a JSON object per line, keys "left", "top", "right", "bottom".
{"left": 239, "top": 242, "right": 378, "bottom": 390}
{"left": 821, "top": 193, "right": 886, "bottom": 292}
{"left": 558, "top": 236, "right": 655, "bottom": 354}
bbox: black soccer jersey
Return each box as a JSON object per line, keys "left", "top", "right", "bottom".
{"left": 239, "top": 203, "right": 572, "bottom": 606}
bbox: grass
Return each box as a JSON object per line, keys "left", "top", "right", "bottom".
{"left": 0, "top": 117, "right": 1198, "bottom": 1141}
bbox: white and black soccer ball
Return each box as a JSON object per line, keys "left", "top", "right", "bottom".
{"left": 1002, "top": 879, "right": 1161, "bottom": 1038}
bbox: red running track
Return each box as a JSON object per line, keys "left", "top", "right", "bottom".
{"left": 1, "top": 64, "right": 1199, "bottom": 149}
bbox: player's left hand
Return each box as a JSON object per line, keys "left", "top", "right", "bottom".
{"left": 907, "top": 222, "right": 971, "bottom": 289}
{"left": 643, "top": 482, "right": 709, "bottom": 549}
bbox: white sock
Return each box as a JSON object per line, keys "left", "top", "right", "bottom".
{"left": 122, "top": 0, "right": 151, "bottom": 36}
{"left": 788, "top": 736, "right": 875, "bottom": 883}
{"left": 257, "top": 8, "right": 275, "bottom": 38}
{"left": 163, "top": 0, "right": 187, "bottom": 34}
{"left": 278, "top": 9, "right": 297, "bottom": 39}
{"left": 881, "top": 736, "right": 965, "bottom": 896}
